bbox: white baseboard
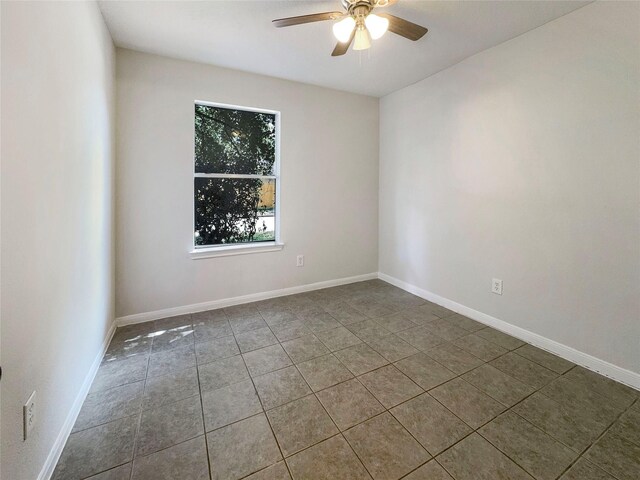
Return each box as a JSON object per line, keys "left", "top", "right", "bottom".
{"left": 378, "top": 272, "right": 640, "bottom": 391}
{"left": 38, "top": 321, "right": 118, "bottom": 480}
{"left": 116, "top": 272, "right": 379, "bottom": 327}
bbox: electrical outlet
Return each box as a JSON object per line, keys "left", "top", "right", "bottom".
{"left": 492, "top": 278, "right": 503, "bottom": 295}
{"left": 296, "top": 255, "right": 304, "bottom": 267}
{"left": 23, "top": 391, "right": 36, "bottom": 440}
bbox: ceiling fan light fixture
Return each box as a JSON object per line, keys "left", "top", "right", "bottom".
{"left": 364, "top": 13, "right": 389, "bottom": 40}
{"left": 353, "top": 24, "right": 372, "bottom": 51}
{"left": 332, "top": 16, "right": 356, "bottom": 43}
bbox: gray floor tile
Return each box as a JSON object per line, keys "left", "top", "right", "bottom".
{"left": 359, "top": 365, "right": 423, "bottom": 409}
{"left": 143, "top": 367, "right": 200, "bottom": 410}
{"left": 281, "top": 334, "right": 330, "bottom": 363}
{"left": 193, "top": 318, "right": 233, "bottom": 344}
{"left": 111, "top": 322, "right": 157, "bottom": 340}
{"left": 195, "top": 335, "right": 239, "bottom": 365}
{"left": 292, "top": 304, "right": 326, "bottom": 320}
{"left": 430, "top": 378, "right": 505, "bottom": 429}
{"left": 253, "top": 365, "right": 312, "bottom": 410}
{"left": 419, "top": 302, "right": 456, "bottom": 319}
{"left": 151, "top": 325, "right": 195, "bottom": 353}
{"left": 53, "top": 416, "right": 137, "bottom": 480}
{"left": 229, "top": 314, "right": 269, "bottom": 335}
{"left": 131, "top": 435, "right": 210, "bottom": 480}
{"left": 479, "top": 411, "right": 577, "bottom": 480}
{"left": 136, "top": 395, "right": 204, "bottom": 457}
{"left": 236, "top": 327, "right": 279, "bottom": 353}
{"left": 436, "top": 433, "right": 533, "bottom": 480}
{"left": 74, "top": 381, "right": 144, "bottom": 432}
{"left": 324, "top": 302, "right": 367, "bottom": 325}
{"left": 191, "top": 308, "right": 227, "bottom": 325}
{"left": 424, "top": 343, "right": 483, "bottom": 375}
{"left": 334, "top": 343, "right": 389, "bottom": 376}
{"left": 512, "top": 392, "right": 606, "bottom": 453}
{"left": 539, "top": 376, "right": 622, "bottom": 427}
{"left": 198, "top": 354, "right": 249, "bottom": 393}
{"left": 394, "top": 353, "right": 456, "bottom": 390}
{"left": 85, "top": 463, "right": 132, "bottom": 480}
{"left": 462, "top": 364, "right": 535, "bottom": 406}
{"left": 315, "top": 326, "right": 362, "bottom": 351}
{"left": 302, "top": 312, "right": 342, "bottom": 333}
{"left": 346, "top": 319, "right": 386, "bottom": 333}
{"left": 260, "top": 309, "right": 298, "bottom": 328}
{"left": 514, "top": 344, "right": 574, "bottom": 374}
{"left": 403, "top": 461, "right": 453, "bottom": 480}
{"left": 452, "top": 334, "right": 507, "bottom": 362}
{"left": 584, "top": 429, "right": 640, "bottom": 480}
{"left": 207, "top": 413, "right": 282, "bottom": 480}
{"left": 396, "top": 326, "right": 447, "bottom": 351}
{"left": 560, "top": 458, "right": 617, "bottom": 480}
{"left": 243, "top": 344, "right": 293, "bottom": 377}
{"left": 154, "top": 314, "right": 192, "bottom": 331}
{"left": 447, "top": 314, "right": 485, "bottom": 332}
{"left": 103, "top": 333, "right": 152, "bottom": 364}
{"left": 391, "top": 393, "right": 472, "bottom": 455}
{"left": 202, "top": 379, "right": 263, "bottom": 431}
{"left": 286, "top": 435, "right": 371, "bottom": 480}
{"left": 475, "top": 327, "right": 525, "bottom": 350}
{"left": 423, "top": 319, "right": 468, "bottom": 342}
{"left": 344, "top": 412, "right": 430, "bottom": 480}
{"left": 374, "top": 313, "right": 417, "bottom": 333}
{"left": 296, "top": 354, "right": 353, "bottom": 392}
{"left": 271, "top": 320, "right": 312, "bottom": 342}
{"left": 316, "top": 378, "right": 385, "bottom": 430}
{"left": 147, "top": 343, "right": 196, "bottom": 378}
{"left": 225, "top": 304, "right": 260, "bottom": 320}
{"left": 396, "top": 305, "right": 441, "bottom": 325}
{"left": 563, "top": 366, "right": 638, "bottom": 409}
{"left": 245, "top": 462, "right": 291, "bottom": 480}
{"left": 366, "top": 334, "right": 419, "bottom": 362}
{"left": 349, "top": 320, "right": 393, "bottom": 343}
{"left": 490, "top": 351, "right": 558, "bottom": 389}
{"left": 609, "top": 406, "right": 640, "bottom": 446}
{"left": 91, "top": 355, "right": 148, "bottom": 393}
{"left": 267, "top": 395, "right": 338, "bottom": 457}
{"left": 351, "top": 299, "right": 395, "bottom": 318}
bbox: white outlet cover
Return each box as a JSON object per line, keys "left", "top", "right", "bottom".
{"left": 492, "top": 278, "right": 503, "bottom": 295}
{"left": 24, "top": 391, "right": 36, "bottom": 440}
{"left": 296, "top": 255, "right": 304, "bottom": 267}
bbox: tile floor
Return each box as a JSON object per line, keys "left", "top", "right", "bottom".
{"left": 53, "top": 280, "right": 640, "bottom": 480}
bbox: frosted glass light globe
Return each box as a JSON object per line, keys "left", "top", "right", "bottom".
{"left": 365, "top": 13, "right": 389, "bottom": 40}
{"left": 333, "top": 16, "right": 356, "bottom": 43}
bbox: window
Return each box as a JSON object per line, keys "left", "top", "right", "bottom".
{"left": 194, "top": 102, "right": 280, "bottom": 252}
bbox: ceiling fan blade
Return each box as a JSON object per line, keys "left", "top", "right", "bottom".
{"left": 331, "top": 28, "right": 356, "bottom": 56}
{"left": 377, "top": 13, "right": 428, "bottom": 41}
{"left": 272, "top": 12, "right": 344, "bottom": 28}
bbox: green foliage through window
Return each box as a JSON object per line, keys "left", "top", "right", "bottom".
{"left": 194, "top": 104, "right": 277, "bottom": 246}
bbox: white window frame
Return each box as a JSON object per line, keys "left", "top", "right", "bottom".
{"left": 190, "top": 100, "right": 283, "bottom": 259}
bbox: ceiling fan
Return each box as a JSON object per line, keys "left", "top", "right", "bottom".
{"left": 272, "top": 0, "right": 428, "bottom": 56}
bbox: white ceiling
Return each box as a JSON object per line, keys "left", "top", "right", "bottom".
{"left": 98, "top": 0, "right": 590, "bottom": 97}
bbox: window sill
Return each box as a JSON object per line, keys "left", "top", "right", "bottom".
{"left": 190, "top": 242, "right": 285, "bottom": 259}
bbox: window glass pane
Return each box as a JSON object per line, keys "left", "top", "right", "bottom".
{"left": 195, "top": 104, "right": 276, "bottom": 175}
{"left": 194, "top": 177, "right": 276, "bottom": 246}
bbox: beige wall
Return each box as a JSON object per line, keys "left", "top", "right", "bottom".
{"left": 116, "top": 49, "right": 379, "bottom": 318}
{"left": 379, "top": 1, "right": 640, "bottom": 375}
{"left": 1, "top": 1, "right": 116, "bottom": 478}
